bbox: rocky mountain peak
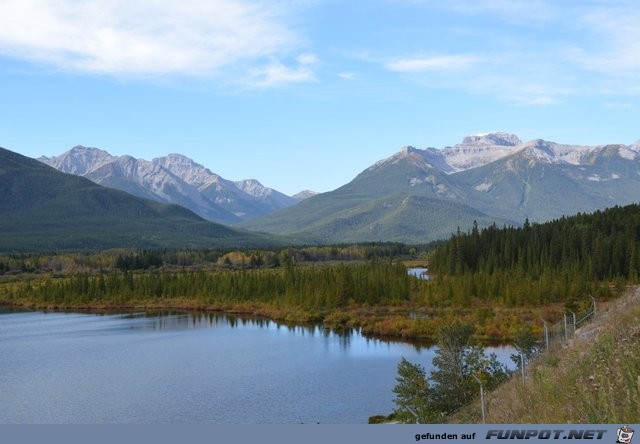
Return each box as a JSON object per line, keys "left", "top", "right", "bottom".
{"left": 152, "top": 154, "right": 218, "bottom": 189}
{"left": 37, "top": 146, "right": 300, "bottom": 224}
{"left": 235, "top": 179, "right": 269, "bottom": 197}
{"left": 39, "top": 145, "right": 114, "bottom": 176}
{"left": 292, "top": 190, "right": 318, "bottom": 201}
{"left": 438, "top": 133, "right": 522, "bottom": 172}
{"left": 157, "top": 153, "right": 196, "bottom": 165}
{"left": 461, "top": 132, "right": 522, "bottom": 147}
{"left": 399, "top": 146, "right": 418, "bottom": 154}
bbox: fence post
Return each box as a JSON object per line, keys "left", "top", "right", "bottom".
{"left": 472, "top": 374, "right": 485, "bottom": 424}
{"left": 520, "top": 351, "right": 525, "bottom": 385}
{"left": 540, "top": 318, "right": 549, "bottom": 349}
{"left": 564, "top": 313, "right": 568, "bottom": 342}
{"left": 589, "top": 295, "right": 596, "bottom": 317}
{"left": 513, "top": 344, "right": 526, "bottom": 385}
{"left": 405, "top": 406, "right": 419, "bottom": 424}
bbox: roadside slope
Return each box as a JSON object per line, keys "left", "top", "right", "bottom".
{"left": 453, "top": 288, "right": 640, "bottom": 423}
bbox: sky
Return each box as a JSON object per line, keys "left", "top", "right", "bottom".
{"left": 1, "top": 0, "right": 639, "bottom": 195}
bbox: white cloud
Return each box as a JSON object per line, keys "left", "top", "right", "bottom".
{"left": 386, "top": 55, "right": 480, "bottom": 72}
{"left": 296, "top": 53, "right": 319, "bottom": 66}
{"left": 572, "top": 5, "right": 640, "bottom": 74}
{"left": 338, "top": 72, "right": 357, "bottom": 81}
{"left": 380, "top": 50, "right": 575, "bottom": 106}
{"left": 379, "top": 1, "right": 640, "bottom": 105}
{"left": 0, "top": 0, "right": 303, "bottom": 79}
{"left": 246, "top": 52, "right": 318, "bottom": 88}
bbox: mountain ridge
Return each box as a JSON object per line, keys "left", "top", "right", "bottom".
{"left": 33, "top": 132, "right": 640, "bottom": 245}
{"left": 242, "top": 132, "right": 640, "bottom": 243}
{"left": 1, "top": 147, "right": 282, "bottom": 252}
{"left": 39, "top": 146, "right": 310, "bottom": 225}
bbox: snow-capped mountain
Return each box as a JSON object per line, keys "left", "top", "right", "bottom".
{"left": 243, "top": 132, "right": 640, "bottom": 244}
{"left": 385, "top": 132, "right": 640, "bottom": 175}
{"left": 437, "top": 132, "right": 523, "bottom": 172}
{"left": 369, "top": 132, "right": 523, "bottom": 174}
{"left": 38, "top": 147, "right": 308, "bottom": 224}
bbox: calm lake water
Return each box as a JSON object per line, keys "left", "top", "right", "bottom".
{"left": 407, "top": 267, "right": 430, "bottom": 280}
{"left": 0, "top": 308, "right": 513, "bottom": 424}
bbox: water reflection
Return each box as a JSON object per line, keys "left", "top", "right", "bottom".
{"left": 0, "top": 306, "right": 438, "bottom": 353}
{"left": 144, "top": 312, "right": 437, "bottom": 353}
{"left": 0, "top": 308, "right": 514, "bottom": 424}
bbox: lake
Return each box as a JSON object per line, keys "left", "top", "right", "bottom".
{"left": 0, "top": 308, "right": 513, "bottom": 423}
{"left": 407, "top": 267, "right": 430, "bottom": 280}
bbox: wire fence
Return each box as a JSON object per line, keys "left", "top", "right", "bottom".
{"left": 540, "top": 295, "right": 597, "bottom": 349}
{"left": 507, "top": 295, "right": 597, "bottom": 391}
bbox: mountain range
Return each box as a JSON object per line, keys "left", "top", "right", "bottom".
{"left": 21, "top": 131, "right": 640, "bottom": 246}
{"left": 240, "top": 132, "right": 640, "bottom": 243}
{"left": 0, "top": 147, "right": 281, "bottom": 252}
{"left": 39, "top": 147, "right": 315, "bottom": 225}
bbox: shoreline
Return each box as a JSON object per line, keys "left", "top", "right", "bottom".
{"left": 0, "top": 298, "right": 534, "bottom": 345}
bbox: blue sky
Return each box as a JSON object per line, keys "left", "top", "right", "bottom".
{"left": 1, "top": 0, "right": 639, "bottom": 195}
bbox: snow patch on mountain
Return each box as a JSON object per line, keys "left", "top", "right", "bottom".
{"left": 618, "top": 144, "right": 640, "bottom": 160}
{"left": 474, "top": 181, "right": 493, "bottom": 192}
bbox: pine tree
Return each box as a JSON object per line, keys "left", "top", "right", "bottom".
{"left": 392, "top": 357, "right": 437, "bottom": 423}
{"left": 430, "top": 322, "right": 476, "bottom": 414}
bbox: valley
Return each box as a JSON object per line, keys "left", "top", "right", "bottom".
{"left": 2, "top": 134, "right": 640, "bottom": 425}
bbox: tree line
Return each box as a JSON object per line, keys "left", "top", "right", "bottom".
{"left": 431, "top": 204, "right": 640, "bottom": 280}
{"left": 417, "top": 204, "right": 640, "bottom": 308}
{"left": 5, "top": 260, "right": 411, "bottom": 310}
{"left": 0, "top": 242, "right": 417, "bottom": 274}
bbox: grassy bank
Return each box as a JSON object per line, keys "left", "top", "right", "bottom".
{"left": 452, "top": 287, "right": 640, "bottom": 423}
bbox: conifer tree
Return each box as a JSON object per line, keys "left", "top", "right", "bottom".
{"left": 392, "top": 358, "right": 437, "bottom": 423}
